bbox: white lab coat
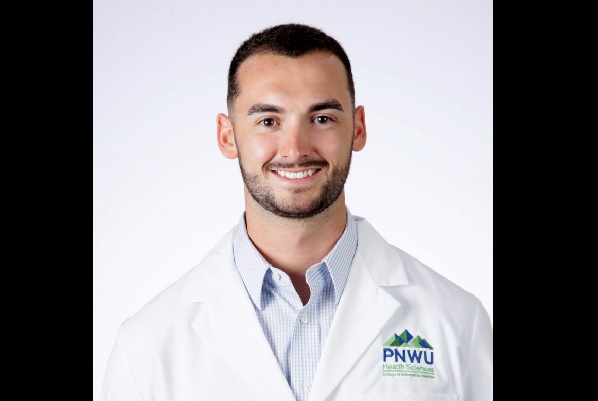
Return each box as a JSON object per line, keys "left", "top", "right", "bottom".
{"left": 101, "top": 216, "right": 492, "bottom": 401}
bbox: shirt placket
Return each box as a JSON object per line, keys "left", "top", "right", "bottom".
{"left": 288, "top": 266, "right": 326, "bottom": 401}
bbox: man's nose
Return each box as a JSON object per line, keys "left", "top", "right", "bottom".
{"left": 279, "top": 122, "right": 311, "bottom": 161}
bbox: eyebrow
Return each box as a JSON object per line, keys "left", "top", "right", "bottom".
{"left": 247, "top": 104, "right": 285, "bottom": 115}
{"left": 246, "top": 99, "right": 345, "bottom": 116}
{"left": 308, "top": 100, "right": 344, "bottom": 113}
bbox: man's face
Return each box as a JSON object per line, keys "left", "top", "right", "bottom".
{"left": 221, "top": 51, "right": 366, "bottom": 219}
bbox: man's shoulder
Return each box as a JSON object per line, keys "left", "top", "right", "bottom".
{"left": 355, "top": 217, "right": 480, "bottom": 306}
{"left": 393, "top": 243, "right": 478, "bottom": 302}
{"left": 120, "top": 226, "right": 237, "bottom": 332}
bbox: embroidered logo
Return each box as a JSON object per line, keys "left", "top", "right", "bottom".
{"left": 382, "top": 329, "right": 435, "bottom": 379}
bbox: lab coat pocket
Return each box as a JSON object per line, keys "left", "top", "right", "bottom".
{"left": 355, "top": 394, "right": 457, "bottom": 401}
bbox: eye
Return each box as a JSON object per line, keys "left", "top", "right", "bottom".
{"left": 314, "top": 115, "right": 330, "bottom": 124}
{"left": 259, "top": 118, "right": 276, "bottom": 127}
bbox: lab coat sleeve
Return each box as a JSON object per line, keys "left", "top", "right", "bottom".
{"left": 100, "top": 327, "right": 145, "bottom": 401}
{"left": 462, "top": 300, "right": 493, "bottom": 401}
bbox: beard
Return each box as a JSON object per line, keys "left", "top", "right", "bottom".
{"left": 237, "top": 148, "right": 352, "bottom": 219}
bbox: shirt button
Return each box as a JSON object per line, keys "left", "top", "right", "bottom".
{"left": 300, "top": 315, "right": 309, "bottom": 324}
{"left": 304, "top": 382, "right": 312, "bottom": 392}
{"left": 272, "top": 272, "right": 281, "bottom": 281}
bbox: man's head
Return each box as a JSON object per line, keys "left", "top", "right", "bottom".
{"left": 217, "top": 24, "right": 366, "bottom": 220}
{"left": 226, "top": 23, "right": 355, "bottom": 117}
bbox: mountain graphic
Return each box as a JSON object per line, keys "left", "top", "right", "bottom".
{"left": 411, "top": 335, "right": 433, "bottom": 349}
{"left": 383, "top": 329, "right": 413, "bottom": 346}
{"left": 384, "top": 333, "right": 404, "bottom": 347}
{"left": 384, "top": 330, "right": 433, "bottom": 349}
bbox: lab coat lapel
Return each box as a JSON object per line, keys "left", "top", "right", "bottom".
{"left": 309, "top": 218, "right": 409, "bottom": 401}
{"left": 185, "top": 230, "right": 295, "bottom": 401}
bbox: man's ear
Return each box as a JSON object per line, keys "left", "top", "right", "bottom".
{"left": 352, "top": 105, "right": 367, "bottom": 152}
{"left": 217, "top": 113, "right": 238, "bottom": 159}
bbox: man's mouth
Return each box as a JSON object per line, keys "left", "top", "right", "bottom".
{"left": 274, "top": 169, "right": 318, "bottom": 179}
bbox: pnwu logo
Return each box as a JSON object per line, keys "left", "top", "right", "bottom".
{"left": 382, "top": 330, "right": 436, "bottom": 379}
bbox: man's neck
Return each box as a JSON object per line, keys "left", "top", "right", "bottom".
{"left": 244, "top": 194, "right": 348, "bottom": 278}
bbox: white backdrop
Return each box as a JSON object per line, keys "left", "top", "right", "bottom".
{"left": 93, "top": 0, "right": 493, "bottom": 399}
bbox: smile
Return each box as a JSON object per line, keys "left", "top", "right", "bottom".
{"left": 275, "top": 169, "right": 317, "bottom": 179}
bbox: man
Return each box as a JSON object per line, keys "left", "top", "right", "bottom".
{"left": 101, "top": 23, "right": 493, "bottom": 401}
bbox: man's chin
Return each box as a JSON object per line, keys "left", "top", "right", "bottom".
{"left": 268, "top": 208, "right": 324, "bottom": 219}
{"left": 266, "top": 199, "right": 334, "bottom": 219}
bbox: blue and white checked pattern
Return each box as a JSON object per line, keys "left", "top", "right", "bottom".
{"left": 232, "top": 209, "right": 358, "bottom": 401}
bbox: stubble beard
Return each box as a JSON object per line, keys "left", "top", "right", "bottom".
{"left": 238, "top": 149, "right": 352, "bottom": 219}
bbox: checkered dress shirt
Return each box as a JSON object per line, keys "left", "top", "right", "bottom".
{"left": 232, "top": 209, "right": 358, "bottom": 401}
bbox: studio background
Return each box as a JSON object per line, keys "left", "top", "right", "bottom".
{"left": 93, "top": 0, "right": 493, "bottom": 399}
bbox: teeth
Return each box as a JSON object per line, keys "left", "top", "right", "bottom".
{"left": 276, "top": 169, "right": 316, "bottom": 179}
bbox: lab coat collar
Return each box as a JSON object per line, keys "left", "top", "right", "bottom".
{"left": 182, "top": 227, "right": 296, "bottom": 400}
{"left": 309, "top": 216, "right": 409, "bottom": 400}
{"left": 352, "top": 215, "right": 409, "bottom": 286}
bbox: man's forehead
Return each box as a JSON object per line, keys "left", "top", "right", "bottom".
{"left": 237, "top": 50, "right": 345, "bottom": 74}
{"left": 231, "top": 51, "right": 352, "bottom": 115}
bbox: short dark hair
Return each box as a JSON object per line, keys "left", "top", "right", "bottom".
{"left": 227, "top": 23, "right": 355, "bottom": 114}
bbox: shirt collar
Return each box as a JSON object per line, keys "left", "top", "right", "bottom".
{"left": 233, "top": 208, "right": 358, "bottom": 310}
